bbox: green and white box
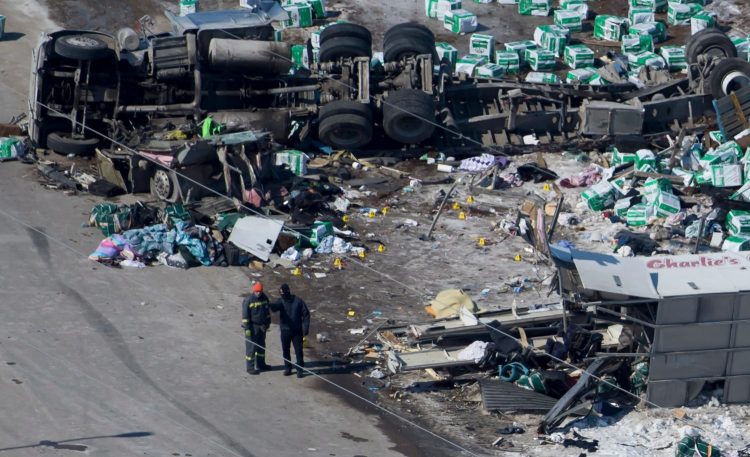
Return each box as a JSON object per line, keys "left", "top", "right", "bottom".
{"left": 519, "top": 0, "right": 551, "bottom": 16}
{"left": 615, "top": 198, "right": 634, "bottom": 217}
{"left": 635, "top": 149, "right": 657, "bottom": 172}
{"left": 505, "top": 40, "right": 537, "bottom": 63}
{"left": 726, "top": 210, "right": 750, "bottom": 235}
{"left": 594, "top": 15, "right": 628, "bottom": 41}
{"left": 628, "top": 51, "right": 666, "bottom": 70}
{"left": 629, "top": 21, "right": 668, "bottom": 43}
{"left": 612, "top": 147, "right": 637, "bottom": 165}
{"left": 285, "top": 0, "right": 325, "bottom": 18}
{"left": 426, "top": 0, "right": 439, "bottom": 17}
{"left": 566, "top": 67, "right": 596, "bottom": 83}
{"left": 291, "top": 44, "right": 309, "bottom": 69}
{"left": 562, "top": 0, "right": 589, "bottom": 18}
{"left": 589, "top": 74, "right": 609, "bottom": 86}
{"left": 732, "top": 37, "right": 750, "bottom": 61}
{"left": 652, "top": 190, "right": 681, "bottom": 217}
{"left": 476, "top": 63, "right": 505, "bottom": 77}
{"left": 701, "top": 141, "right": 743, "bottom": 166}
{"left": 564, "top": 44, "right": 595, "bottom": 69}
{"left": 436, "top": 42, "right": 459, "bottom": 69}
{"left": 282, "top": 3, "right": 313, "bottom": 28}
{"left": 554, "top": 10, "right": 583, "bottom": 32}
{"left": 495, "top": 50, "right": 520, "bottom": 73}
{"left": 436, "top": 0, "right": 462, "bottom": 20}
{"left": 626, "top": 203, "right": 652, "bottom": 226}
{"left": 642, "top": 177, "right": 672, "bottom": 203}
{"left": 722, "top": 234, "right": 750, "bottom": 252}
{"left": 444, "top": 9, "right": 478, "bottom": 33}
{"left": 582, "top": 180, "right": 616, "bottom": 211}
{"left": 668, "top": 3, "right": 702, "bottom": 26}
{"left": 711, "top": 164, "right": 743, "bottom": 187}
{"left": 455, "top": 54, "right": 487, "bottom": 76}
{"left": 470, "top": 34, "right": 496, "bottom": 60}
{"left": 473, "top": 0, "right": 493, "bottom": 3}
{"left": 276, "top": 149, "right": 309, "bottom": 175}
{"left": 629, "top": 7, "right": 655, "bottom": 24}
{"left": 690, "top": 12, "right": 716, "bottom": 35}
{"left": 497, "top": 0, "right": 519, "bottom": 3}
{"left": 622, "top": 34, "right": 654, "bottom": 53}
{"left": 629, "top": 0, "right": 667, "bottom": 12}
{"left": 525, "top": 49, "right": 556, "bottom": 71}
{"left": 660, "top": 45, "right": 687, "bottom": 71}
{"left": 179, "top": 0, "right": 197, "bottom": 16}
{"left": 534, "top": 25, "right": 569, "bottom": 56}
{"left": 525, "top": 71, "right": 560, "bottom": 83}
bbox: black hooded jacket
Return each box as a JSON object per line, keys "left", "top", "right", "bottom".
{"left": 271, "top": 294, "right": 310, "bottom": 335}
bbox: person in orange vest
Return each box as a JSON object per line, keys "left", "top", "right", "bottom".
{"left": 242, "top": 282, "right": 271, "bottom": 375}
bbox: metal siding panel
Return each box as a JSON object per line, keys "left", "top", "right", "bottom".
{"left": 698, "top": 295, "right": 734, "bottom": 322}
{"left": 650, "top": 353, "right": 727, "bottom": 380}
{"left": 738, "top": 294, "right": 750, "bottom": 319}
{"left": 654, "top": 325, "right": 731, "bottom": 352}
{"left": 725, "top": 378, "right": 750, "bottom": 403}
{"left": 734, "top": 323, "right": 750, "bottom": 347}
{"left": 728, "top": 350, "right": 750, "bottom": 376}
{"left": 647, "top": 380, "right": 688, "bottom": 407}
{"left": 656, "top": 297, "right": 698, "bottom": 324}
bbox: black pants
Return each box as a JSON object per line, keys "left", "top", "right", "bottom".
{"left": 280, "top": 329, "right": 304, "bottom": 372}
{"left": 245, "top": 324, "right": 266, "bottom": 370}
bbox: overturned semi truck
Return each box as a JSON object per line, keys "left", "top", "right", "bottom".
{"left": 29, "top": 3, "right": 750, "bottom": 158}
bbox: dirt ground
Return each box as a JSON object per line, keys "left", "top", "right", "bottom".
{"left": 25, "top": 0, "right": 750, "bottom": 454}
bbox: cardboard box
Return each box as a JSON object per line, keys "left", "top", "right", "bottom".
{"left": 505, "top": 40, "right": 537, "bottom": 63}
{"left": 635, "top": 149, "right": 657, "bottom": 172}
{"left": 626, "top": 203, "right": 653, "bottom": 226}
{"left": 525, "top": 49, "right": 556, "bottom": 71}
{"left": 476, "top": 63, "right": 505, "bottom": 77}
{"left": 642, "top": 177, "right": 672, "bottom": 203}
{"left": 285, "top": 0, "right": 325, "bottom": 18}
{"left": 436, "top": 0, "right": 462, "bottom": 20}
{"left": 561, "top": 0, "right": 589, "bottom": 18}
{"left": 582, "top": 180, "right": 616, "bottom": 211}
{"left": 534, "top": 25, "right": 569, "bottom": 56}
{"left": 566, "top": 67, "right": 596, "bottom": 83}
{"left": 564, "top": 44, "right": 595, "bottom": 69}
{"left": 629, "top": 0, "right": 667, "bottom": 13}
{"left": 615, "top": 197, "right": 635, "bottom": 217}
{"left": 732, "top": 37, "right": 750, "bottom": 61}
{"left": 660, "top": 45, "right": 687, "bottom": 71}
{"left": 690, "top": 12, "right": 716, "bottom": 35}
{"left": 594, "top": 15, "right": 627, "bottom": 41}
{"left": 726, "top": 210, "right": 750, "bottom": 235}
{"left": 722, "top": 234, "right": 750, "bottom": 252}
{"left": 495, "top": 51, "right": 520, "bottom": 73}
{"left": 282, "top": 3, "right": 313, "bottom": 28}
{"left": 455, "top": 54, "right": 488, "bottom": 76}
{"left": 711, "top": 164, "right": 743, "bottom": 187}
{"left": 525, "top": 71, "right": 560, "bottom": 83}
{"left": 628, "top": 51, "right": 666, "bottom": 70}
{"left": 652, "top": 190, "right": 680, "bottom": 218}
{"left": 554, "top": 10, "right": 583, "bottom": 32}
{"left": 629, "top": 21, "right": 668, "bottom": 43}
{"left": 611, "top": 147, "right": 637, "bottom": 165}
{"left": 622, "top": 33, "right": 654, "bottom": 54}
{"left": 470, "top": 34, "right": 496, "bottom": 60}
{"left": 519, "top": 0, "right": 551, "bottom": 16}
{"left": 444, "top": 9, "right": 478, "bottom": 33}
{"left": 291, "top": 44, "right": 309, "bottom": 69}
{"left": 701, "top": 141, "right": 742, "bottom": 167}
{"left": 629, "top": 6, "right": 655, "bottom": 24}
{"left": 436, "top": 42, "right": 459, "bottom": 69}
{"left": 276, "top": 149, "right": 309, "bottom": 175}
{"left": 668, "top": 2, "right": 702, "bottom": 26}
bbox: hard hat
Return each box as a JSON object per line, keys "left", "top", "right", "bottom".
{"left": 253, "top": 282, "right": 263, "bottom": 293}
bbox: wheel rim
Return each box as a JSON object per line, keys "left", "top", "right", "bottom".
{"left": 330, "top": 124, "right": 367, "bottom": 147}
{"left": 704, "top": 45, "right": 728, "bottom": 59}
{"left": 722, "top": 71, "right": 750, "bottom": 95}
{"left": 66, "top": 36, "right": 101, "bottom": 48}
{"left": 152, "top": 170, "right": 172, "bottom": 199}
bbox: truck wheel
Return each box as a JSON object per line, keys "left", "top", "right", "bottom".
{"left": 54, "top": 35, "right": 112, "bottom": 61}
{"left": 320, "top": 23, "right": 372, "bottom": 45}
{"left": 384, "top": 23, "right": 434, "bottom": 48}
{"left": 383, "top": 25, "right": 436, "bottom": 62}
{"left": 709, "top": 58, "right": 750, "bottom": 98}
{"left": 383, "top": 89, "right": 435, "bottom": 144}
{"left": 46, "top": 132, "right": 100, "bottom": 156}
{"left": 318, "top": 102, "right": 373, "bottom": 149}
{"left": 686, "top": 28, "right": 737, "bottom": 64}
{"left": 150, "top": 169, "right": 178, "bottom": 202}
{"left": 319, "top": 36, "right": 372, "bottom": 61}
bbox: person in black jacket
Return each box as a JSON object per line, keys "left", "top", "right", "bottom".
{"left": 270, "top": 283, "right": 310, "bottom": 378}
{"left": 242, "top": 282, "right": 271, "bottom": 375}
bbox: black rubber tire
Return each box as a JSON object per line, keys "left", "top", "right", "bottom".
{"left": 686, "top": 28, "right": 737, "bottom": 64}
{"left": 383, "top": 89, "right": 435, "bottom": 144}
{"left": 319, "top": 36, "right": 372, "bottom": 62}
{"left": 319, "top": 100, "right": 373, "bottom": 121}
{"left": 384, "top": 34, "right": 437, "bottom": 62}
{"left": 709, "top": 58, "right": 750, "bottom": 98}
{"left": 685, "top": 27, "right": 724, "bottom": 60}
{"left": 320, "top": 23, "right": 372, "bottom": 45}
{"left": 54, "top": 35, "right": 111, "bottom": 61}
{"left": 318, "top": 113, "right": 373, "bottom": 149}
{"left": 46, "top": 132, "right": 100, "bottom": 156}
{"left": 384, "top": 23, "right": 434, "bottom": 48}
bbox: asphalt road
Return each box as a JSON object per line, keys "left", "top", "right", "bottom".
{"left": 0, "top": 4, "right": 452, "bottom": 457}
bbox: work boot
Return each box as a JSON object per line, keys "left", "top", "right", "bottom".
{"left": 247, "top": 367, "right": 259, "bottom": 375}
{"left": 283, "top": 367, "right": 293, "bottom": 376}
{"left": 296, "top": 370, "right": 304, "bottom": 379}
